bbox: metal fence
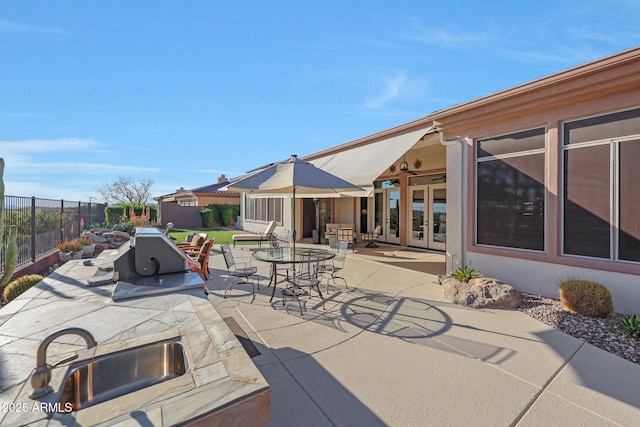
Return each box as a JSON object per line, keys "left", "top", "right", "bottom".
{"left": 1, "top": 196, "right": 107, "bottom": 273}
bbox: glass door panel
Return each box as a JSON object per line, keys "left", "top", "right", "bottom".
{"left": 374, "top": 191, "right": 385, "bottom": 241}
{"left": 429, "top": 185, "right": 447, "bottom": 251}
{"left": 387, "top": 190, "right": 401, "bottom": 244}
{"left": 408, "top": 188, "right": 427, "bottom": 248}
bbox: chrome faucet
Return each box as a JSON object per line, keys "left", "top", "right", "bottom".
{"left": 29, "top": 327, "right": 97, "bottom": 399}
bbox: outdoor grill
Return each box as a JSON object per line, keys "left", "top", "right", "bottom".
{"left": 111, "top": 228, "right": 205, "bottom": 301}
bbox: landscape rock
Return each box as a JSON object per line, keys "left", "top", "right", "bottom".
{"left": 111, "top": 231, "right": 131, "bottom": 241}
{"left": 442, "top": 277, "right": 522, "bottom": 309}
{"left": 83, "top": 232, "right": 107, "bottom": 243}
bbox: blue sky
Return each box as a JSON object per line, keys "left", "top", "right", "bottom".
{"left": 1, "top": 1, "right": 639, "bottom": 202}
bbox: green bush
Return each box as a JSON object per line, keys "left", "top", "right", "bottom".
{"left": 559, "top": 279, "right": 613, "bottom": 318}
{"left": 200, "top": 208, "right": 214, "bottom": 228}
{"left": 3, "top": 274, "right": 43, "bottom": 302}
{"left": 112, "top": 221, "right": 135, "bottom": 234}
{"left": 204, "top": 204, "right": 239, "bottom": 227}
{"left": 105, "top": 204, "right": 157, "bottom": 225}
{"left": 105, "top": 205, "right": 126, "bottom": 225}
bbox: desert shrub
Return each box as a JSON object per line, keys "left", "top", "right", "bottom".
{"left": 451, "top": 267, "right": 479, "bottom": 283}
{"left": 620, "top": 314, "right": 640, "bottom": 339}
{"left": 3, "top": 274, "right": 44, "bottom": 302}
{"left": 559, "top": 279, "right": 613, "bottom": 318}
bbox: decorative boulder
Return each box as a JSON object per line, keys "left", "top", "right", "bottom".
{"left": 442, "top": 277, "right": 522, "bottom": 309}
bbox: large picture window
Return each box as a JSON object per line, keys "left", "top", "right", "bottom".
{"left": 245, "top": 196, "right": 283, "bottom": 224}
{"left": 562, "top": 107, "right": 640, "bottom": 262}
{"left": 476, "top": 128, "right": 546, "bottom": 251}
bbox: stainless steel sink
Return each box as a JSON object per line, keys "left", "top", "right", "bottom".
{"left": 56, "top": 337, "right": 189, "bottom": 413}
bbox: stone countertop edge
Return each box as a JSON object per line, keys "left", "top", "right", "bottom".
{"left": 0, "top": 254, "right": 270, "bottom": 426}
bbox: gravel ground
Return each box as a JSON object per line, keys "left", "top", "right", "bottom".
{"left": 517, "top": 293, "right": 640, "bottom": 365}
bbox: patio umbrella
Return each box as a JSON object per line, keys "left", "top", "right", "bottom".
{"left": 227, "top": 154, "right": 362, "bottom": 252}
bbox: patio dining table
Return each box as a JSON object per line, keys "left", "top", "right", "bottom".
{"left": 253, "top": 247, "right": 335, "bottom": 302}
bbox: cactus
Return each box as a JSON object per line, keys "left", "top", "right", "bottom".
{"left": 0, "top": 158, "right": 19, "bottom": 290}
{"left": 3, "top": 274, "right": 43, "bottom": 302}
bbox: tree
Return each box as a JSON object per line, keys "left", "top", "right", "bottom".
{"left": 97, "top": 177, "right": 154, "bottom": 205}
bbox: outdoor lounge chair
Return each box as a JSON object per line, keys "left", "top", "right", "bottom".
{"left": 183, "top": 239, "right": 215, "bottom": 280}
{"left": 361, "top": 225, "right": 382, "bottom": 248}
{"left": 232, "top": 221, "right": 277, "bottom": 247}
{"left": 176, "top": 233, "right": 208, "bottom": 250}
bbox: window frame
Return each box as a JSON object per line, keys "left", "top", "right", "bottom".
{"left": 474, "top": 126, "right": 547, "bottom": 252}
{"left": 561, "top": 106, "right": 640, "bottom": 263}
{"left": 244, "top": 195, "right": 283, "bottom": 224}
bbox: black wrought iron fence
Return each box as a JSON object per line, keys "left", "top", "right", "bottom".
{"left": 1, "top": 196, "right": 107, "bottom": 273}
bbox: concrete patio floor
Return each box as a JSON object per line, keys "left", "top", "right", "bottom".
{"left": 204, "top": 243, "right": 640, "bottom": 426}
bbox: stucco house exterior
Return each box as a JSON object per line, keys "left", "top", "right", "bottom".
{"left": 154, "top": 174, "right": 240, "bottom": 228}
{"left": 235, "top": 46, "right": 640, "bottom": 314}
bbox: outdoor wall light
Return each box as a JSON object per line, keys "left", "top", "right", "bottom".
{"left": 400, "top": 156, "right": 409, "bottom": 173}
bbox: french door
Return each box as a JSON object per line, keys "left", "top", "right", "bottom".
{"left": 408, "top": 184, "right": 446, "bottom": 250}
{"left": 374, "top": 188, "right": 401, "bottom": 244}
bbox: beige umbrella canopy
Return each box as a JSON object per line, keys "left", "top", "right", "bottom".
{"left": 228, "top": 155, "right": 362, "bottom": 251}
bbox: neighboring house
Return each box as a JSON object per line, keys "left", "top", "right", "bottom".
{"left": 235, "top": 46, "right": 640, "bottom": 313}
{"left": 154, "top": 174, "right": 240, "bottom": 228}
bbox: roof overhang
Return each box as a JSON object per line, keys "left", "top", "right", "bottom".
{"left": 305, "top": 125, "right": 437, "bottom": 197}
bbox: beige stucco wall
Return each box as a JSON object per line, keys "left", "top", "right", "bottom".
{"left": 431, "top": 47, "right": 640, "bottom": 313}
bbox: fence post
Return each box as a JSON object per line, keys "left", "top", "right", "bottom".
{"left": 78, "top": 201, "right": 82, "bottom": 237}
{"left": 60, "top": 199, "right": 64, "bottom": 242}
{"left": 31, "top": 197, "right": 36, "bottom": 263}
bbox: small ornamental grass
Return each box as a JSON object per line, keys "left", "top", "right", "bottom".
{"left": 76, "top": 236, "right": 95, "bottom": 246}
{"left": 56, "top": 238, "right": 83, "bottom": 253}
{"left": 559, "top": 279, "right": 613, "bottom": 318}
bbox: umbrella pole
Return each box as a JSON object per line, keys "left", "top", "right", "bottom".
{"left": 292, "top": 187, "right": 296, "bottom": 253}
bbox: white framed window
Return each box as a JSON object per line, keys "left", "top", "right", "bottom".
{"left": 562, "top": 107, "right": 640, "bottom": 262}
{"left": 244, "top": 196, "right": 283, "bottom": 224}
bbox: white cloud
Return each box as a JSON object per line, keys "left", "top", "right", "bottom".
{"left": 0, "top": 19, "right": 65, "bottom": 35}
{"left": 0, "top": 138, "right": 101, "bottom": 154}
{"left": 365, "top": 72, "right": 408, "bottom": 110}
{"left": 365, "top": 73, "right": 405, "bottom": 109}
{"left": 394, "top": 18, "right": 494, "bottom": 48}
{"left": 7, "top": 160, "right": 159, "bottom": 175}
{"left": 4, "top": 180, "right": 101, "bottom": 201}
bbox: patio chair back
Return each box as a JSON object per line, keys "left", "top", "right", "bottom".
{"left": 221, "top": 243, "right": 238, "bottom": 272}
{"left": 337, "top": 228, "right": 355, "bottom": 252}
{"left": 191, "top": 239, "right": 215, "bottom": 280}
{"left": 219, "top": 243, "right": 259, "bottom": 299}
{"left": 333, "top": 239, "right": 348, "bottom": 267}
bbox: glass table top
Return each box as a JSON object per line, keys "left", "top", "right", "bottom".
{"left": 253, "top": 247, "right": 335, "bottom": 264}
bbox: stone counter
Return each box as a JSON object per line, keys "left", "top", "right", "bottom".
{"left": 0, "top": 253, "right": 270, "bottom": 426}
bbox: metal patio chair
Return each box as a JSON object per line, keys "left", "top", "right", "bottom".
{"left": 220, "top": 243, "right": 259, "bottom": 298}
